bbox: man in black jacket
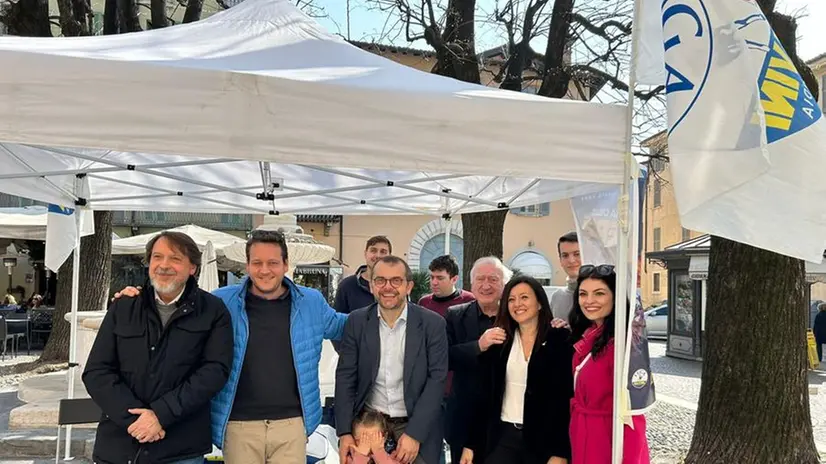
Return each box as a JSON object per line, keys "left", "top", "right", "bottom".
{"left": 443, "top": 256, "right": 511, "bottom": 463}
{"left": 334, "top": 235, "right": 391, "bottom": 314}
{"left": 83, "top": 231, "right": 233, "bottom": 464}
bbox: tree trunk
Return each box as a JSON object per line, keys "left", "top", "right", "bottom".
{"left": 684, "top": 238, "right": 817, "bottom": 463}
{"left": 685, "top": 6, "right": 820, "bottom": 463}
{"left": 182, "top": 0, "right": 204, "bottom": 24}
{"left": 538, "top": 0, "right": 574, "bottom": 98}
{"left": 1, "top": 0, "right": 52, "bottom": 37}
{"left": 117, "top": 0, "right": 141, "bottom": 32}
{"left": 103, "top": 0, "right": 119, "bottom": 34}
{"left": 56, "top": 0, "right": 84, "bottom": 36}
{"left": 460, "top": 210, "right": 508, "bottom": 290}
{"left": 150, "top": 0, "right": 168, "bottom": 29}
{"left": 40, "top": 211, "right": 113, "bottom": 363}
{"left": 430, "top": 0, "right": 480, "bottom": 84}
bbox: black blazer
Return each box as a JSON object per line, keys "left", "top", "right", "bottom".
{"left": 467, "top": 327, "right": 574, "bottom": 462}
{"left": 444, "top": 301, "right": 492, "bottom": 447}
{"left": 335, "top": 303, "right": 448, "bottom": 464}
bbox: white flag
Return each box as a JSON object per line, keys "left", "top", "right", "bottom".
{"left": 637, "top": 0, "right": 826, "bottom": 262}
{"left": 45, "top": 204, "right": 94, "bottom": 272}
{"left": 634, "top": 0, "right": 666, "bottom": 85}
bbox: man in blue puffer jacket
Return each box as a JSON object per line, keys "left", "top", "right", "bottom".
{"left": 210, "top": 229, "right": 347, "bottom": 463}
{"left": 113, "top": 229, "right": 347, "bottom": 463}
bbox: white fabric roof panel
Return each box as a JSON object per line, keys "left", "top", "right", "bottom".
{"left": 0, "top": 144, "right": 620, "bottom": 214}
{"left": 0, "top": 0, "right": 627, "bottom": 205}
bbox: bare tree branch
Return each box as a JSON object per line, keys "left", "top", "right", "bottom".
{"left": 570, "top": 12, "right": 630, "bottom": 40}
{"left": 570, "top": 64, "right": 664, "bottom": 101}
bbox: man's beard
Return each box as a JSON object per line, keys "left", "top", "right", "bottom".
{"left": 151, "top": 276, "right": 185, "bottom": 296}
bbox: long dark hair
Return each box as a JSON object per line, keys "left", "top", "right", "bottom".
{"left": 495, "top": 274, "right": 553, "bottom": 348}
{"left": 569, "top": 265, "right": 626, "bottom": 357}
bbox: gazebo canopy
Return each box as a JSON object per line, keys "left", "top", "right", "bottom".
{"left": 0, "top": 0, "right": 628, "bottom": 216}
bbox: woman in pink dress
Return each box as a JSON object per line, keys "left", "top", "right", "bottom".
{"left": 568, "top": 265, "right": 650, "bottom": 464}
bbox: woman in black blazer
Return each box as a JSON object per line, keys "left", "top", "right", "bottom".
{"left": 461, "top": 274, "right": 574, "bottom": 464}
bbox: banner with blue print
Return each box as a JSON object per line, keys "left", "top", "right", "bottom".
{"left": 634, "top": 0, "right": 826, "bottom": 262}
{"left": 571, "top": 177, "right": 655, "bottom": 414}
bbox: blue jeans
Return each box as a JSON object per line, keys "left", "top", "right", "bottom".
{"left": 169, "top": 457, "right": 204, "bottom": 464}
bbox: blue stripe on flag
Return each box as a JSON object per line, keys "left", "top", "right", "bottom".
{"left": 47, "top": 204, "right": 74, "bottom": 215}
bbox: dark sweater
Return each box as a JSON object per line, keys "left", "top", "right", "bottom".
{"left": 334, "top": 265, "right": 376, "bottom": 314}
{"left": 230, "top": 290, "right": 302, "bottom": 421}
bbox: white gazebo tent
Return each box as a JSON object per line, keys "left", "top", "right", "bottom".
{"left": 0, "top": 206, "right": 50, "bottom": 240}
{"left": 0, "top": 0, "right": 641, "bottom": 461}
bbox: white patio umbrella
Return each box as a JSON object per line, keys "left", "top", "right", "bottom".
{"left": 198, "top": 240, "right": 219, "bottom": 292}
{"left": 223, "top": 214, "right": 336, "bottom": 266}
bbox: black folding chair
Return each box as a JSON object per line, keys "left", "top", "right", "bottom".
{"left": 55, "top": 397, "right": 101, "bottom": 463}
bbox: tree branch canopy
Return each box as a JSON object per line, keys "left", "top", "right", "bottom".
{"left": 569, "top": 64, "right": 663, "bottom": 100}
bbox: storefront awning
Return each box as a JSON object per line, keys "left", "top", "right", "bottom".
{"left": 689, "top": 254, "right": 826, "bottom": 283}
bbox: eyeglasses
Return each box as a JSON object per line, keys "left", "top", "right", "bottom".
{"left": 372, "top": 277, "right": 407, "bottom": 288}
{"left": 578, "top": 264, "right": 615, "bottom": 279}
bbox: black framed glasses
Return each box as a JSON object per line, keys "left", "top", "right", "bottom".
{"left": 578, "top": 264, "right": 615, "bottom": 279}
{"left": 372, "top": 277, "right": 407, "bottom": 288}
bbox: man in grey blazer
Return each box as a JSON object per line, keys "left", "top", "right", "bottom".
{"left": 335, "top": 255, "right": 448, "bottom": 464}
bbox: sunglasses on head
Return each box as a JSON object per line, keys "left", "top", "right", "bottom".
{"left": 578, "top": 264, "right": 615, "bottom": 279}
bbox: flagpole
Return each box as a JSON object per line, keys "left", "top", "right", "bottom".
{"left": 64, "top": 207, "right": 82, "bottom": 460}
{"left": 612, "top": 0, "right": 642, "bottom": 463}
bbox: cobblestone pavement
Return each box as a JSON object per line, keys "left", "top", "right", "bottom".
{"left": 646, "top": 340, "right": 826, "bottom": 462}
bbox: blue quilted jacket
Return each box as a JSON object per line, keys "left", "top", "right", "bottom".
{"left": 210, "top": 277, "right": 348, "bottom": 448}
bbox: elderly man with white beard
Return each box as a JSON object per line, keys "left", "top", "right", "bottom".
{"left": 83, "top": 231, "right": 234, "bottom": 464}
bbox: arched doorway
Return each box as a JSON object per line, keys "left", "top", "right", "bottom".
{"left": 508, "top": 249, "right": 553, "bottom": 286}
{"left": 408, "top": 219, "right": 465, "bottom": 288}
{"left": 419, "top": 233, "right": 465, "bottom": 288}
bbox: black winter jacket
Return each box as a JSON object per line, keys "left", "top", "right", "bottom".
{"left": 82, "top": 278, "right": 233, "bottom": 464}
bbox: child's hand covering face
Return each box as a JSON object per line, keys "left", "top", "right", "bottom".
{"left": 353, "top": 425, "right": 385, "bottom": 455}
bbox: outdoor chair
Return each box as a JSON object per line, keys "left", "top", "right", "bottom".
{"left": 5, "top": 311, "right": 30, "bottom": 355}
{"left": 55, "top": 397, "right": 101, "bottom": 463}
{"left": 0, "top": 316, "right": 16, "bottom": 360}
{"left": 30, "top": 309, "right": 53, "bottom": 348}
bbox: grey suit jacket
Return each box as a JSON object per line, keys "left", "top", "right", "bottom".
{"left": 335, "top": 302, "right": 448, "bottom": 464}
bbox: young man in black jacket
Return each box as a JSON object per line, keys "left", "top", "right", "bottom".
{"left": 82, "top": 231, "right": 233, "bottom": 464}
{"left": 334, "top": 235, "right": 391, "bottom": 314}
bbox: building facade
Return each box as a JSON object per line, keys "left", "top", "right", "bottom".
{"left": 808, "top": 54, "right": 826, "bottom": 111}
{"left": 299, "top": 201, "right": 576, "bottom": 288}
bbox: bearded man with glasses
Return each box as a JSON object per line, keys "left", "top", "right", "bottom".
{"left": 335, "top": 255, "right": 448, "bottom": 464}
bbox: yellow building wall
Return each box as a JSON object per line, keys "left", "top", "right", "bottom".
{"left": 640, "top": 164, "right": 696, "bottom": 308}
{"left": 300, "top": 199, "right": 577, "bottom": 287}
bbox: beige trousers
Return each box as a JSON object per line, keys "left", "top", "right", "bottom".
{"left": 223, "top": 417, "right": 306, "bottom": 464}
